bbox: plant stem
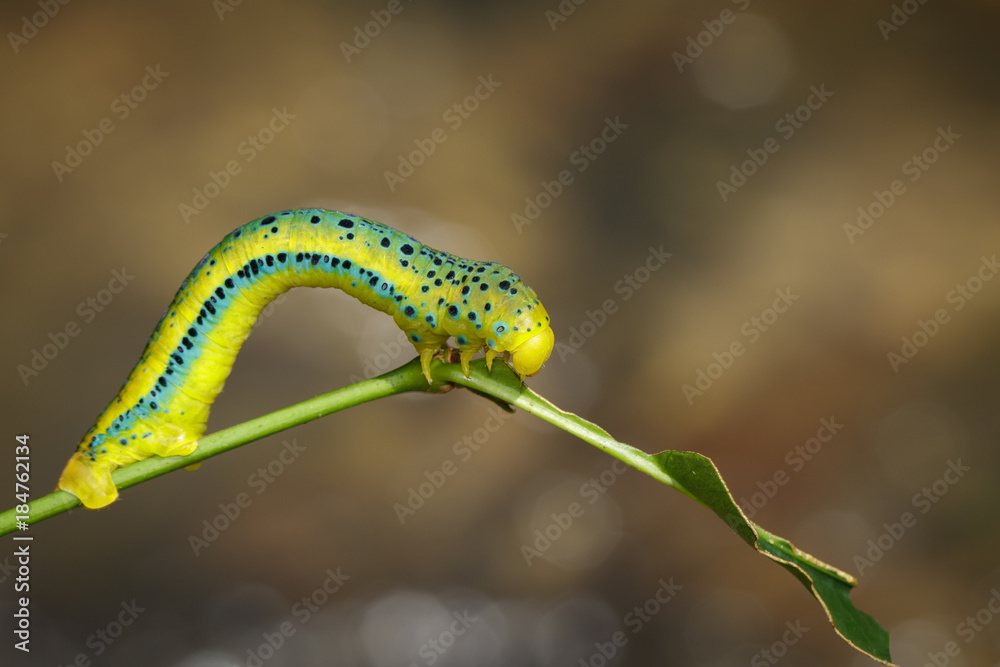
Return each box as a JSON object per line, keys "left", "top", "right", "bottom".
{"left": 0, "top": 357, "right": 439, "bottom": 536}
{"left": 434, "top": 363, "right": 700, "bottom": 505}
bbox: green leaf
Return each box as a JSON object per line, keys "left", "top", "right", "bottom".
{"left": 439, "top": 359, "right": 894, "bottom": 665}
{"left": 657, "top": 452, "right": 892, "bottom": 663}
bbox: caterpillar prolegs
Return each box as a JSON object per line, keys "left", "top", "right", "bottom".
{"left": 58, "top": 209, "right": 554, "bottom": 509}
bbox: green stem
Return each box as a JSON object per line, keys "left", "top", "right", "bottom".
{"left": 0, "top": 357, "right": 440, "bottom": 536}
{"left": 434, "top": 362, "right": 701, "bottom": 506}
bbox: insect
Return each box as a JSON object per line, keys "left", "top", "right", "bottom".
{"left": 57, "top": 208, "right": 554, "bottom": 509}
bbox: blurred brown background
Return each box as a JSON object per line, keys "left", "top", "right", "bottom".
{"left": 2, "top": 0, "right": 999, "bottom": 665}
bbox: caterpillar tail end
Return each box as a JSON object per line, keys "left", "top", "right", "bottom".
{"left": 57, "top": 453, "right": 118, "bottom": 509}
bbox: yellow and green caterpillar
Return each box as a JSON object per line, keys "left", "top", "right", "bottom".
{"left": 58, "top": 209, "right": 553, "bottom": 509}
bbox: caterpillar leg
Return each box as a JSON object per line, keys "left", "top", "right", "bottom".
{"left": 410, "top": 332, "right": 452, "bottom": 383}
{"left": 459, "top": 348, "right": 478, "bottom": 378}
{"left": 418, "top": 347, "right": 437, "bottom": 383}
{"left": 485, "top": 348, "right": 500, "bottom": 372}
{"left": 416, "top": 342, "right": 452, "bottom": 383}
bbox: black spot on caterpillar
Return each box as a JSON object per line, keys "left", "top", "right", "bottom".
{"left": 57, "top": 209, "right": 554, "bottom": 509}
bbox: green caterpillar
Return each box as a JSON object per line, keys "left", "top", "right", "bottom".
{"left": 58, "top": 209, "right": 554, "bottom": 509}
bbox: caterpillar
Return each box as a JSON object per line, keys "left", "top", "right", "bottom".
{"left": 57, "top": 208, "right": 554, "bottom": 510}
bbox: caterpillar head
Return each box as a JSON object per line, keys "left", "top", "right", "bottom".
{"left": 492, "top": 302, "right": 553, "bottom": 379}
{"left": 509, "top": 325, "right": 554, "bottom": 378}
